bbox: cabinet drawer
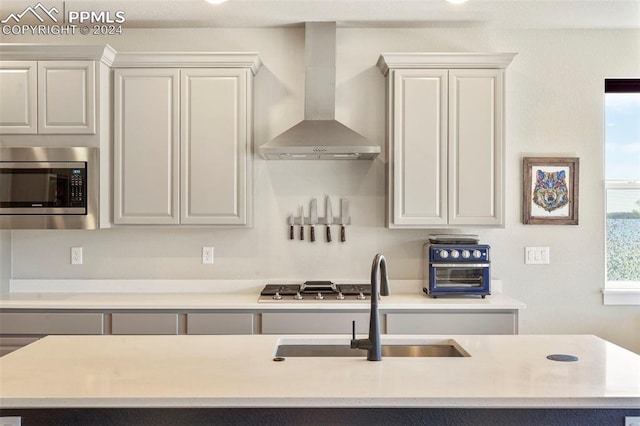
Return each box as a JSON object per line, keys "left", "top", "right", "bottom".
{"left": 261, "top": 312, "right": 369, "bottom": 335}
{"left": 111, "top": 313, "right": 178, "bottom": 335}
{"left": 187, "top": 313, "right": 253, "bottom": 335}
{"left": 0, "top": 313, "right": 104, "bottom": 335}
{"left": 386, "top": 312, "right": 516, "bottom": 335}
{"left": 0, "top": 337, "right": 40, "bottom": 356}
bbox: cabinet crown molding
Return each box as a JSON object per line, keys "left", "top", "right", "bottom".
{"left": 377, "top": 52, "right": 517, "bottom": 75}
{"left": 112, "top": 52, "right": 262, "bottom": 74}
{"left": 0, "top": 43, "right": 117, "bottom": 66}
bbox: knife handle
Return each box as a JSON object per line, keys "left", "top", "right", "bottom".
{"left": 326, "top": 225, "right": 332, "bottom": 243}
{"left": 341, "top": 225, "right": 346, "bottom": 242}
{"left": 310, "top": 225, "right": 316, "bottom": 242}
{"left": 289, "top": 225, "right": 294, "bottom": 240}
{"left": 300, "top": 225, "right": 304, "bottom": 241}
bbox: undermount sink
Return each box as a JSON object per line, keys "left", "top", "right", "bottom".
{"left": 274, "top": 338, "right": 470, "bottom": 358}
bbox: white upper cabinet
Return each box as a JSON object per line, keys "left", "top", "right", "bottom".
{"left": 38, "top": 61, "right": 96, "bottom": 134}
{"left": 0, "top": 45, "right": 114, "bottom": 135}
{"left": 0, "top": 61, "right": 37, "bottom": 134}
{"left": 378, "top": 53, "right": 515, "bottom": 228}
{"left": 112, "top": 52, "right": 261, "bottom": 227}
{"left": 181, "top": 68, "right": 250, "bottom": 225}
{"left": 113, "top": 68, "right": 181, "bottom": 224}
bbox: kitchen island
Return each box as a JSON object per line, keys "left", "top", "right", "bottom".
{"left": 1, "top": 334, "right": 639, "bottom": 425}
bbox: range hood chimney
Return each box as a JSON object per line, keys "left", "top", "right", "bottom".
{"left": 258, "top": 22, "right": 380, "bottom": 160}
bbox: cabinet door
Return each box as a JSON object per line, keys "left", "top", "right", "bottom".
{"left": 180, "top": 69, "right": 251, "bottom": 225}
{"left": 111, "top": 313, "right": 178, "bottom": 335}
{"left": 114, "top": 68, "right": 180, "bottom": 224}
{"left": 0, "top": 61, "right": 37, "bottom": 134}
{"left": 386, "top": 312, "right": 516, "bottom": 335}
{"left": 187, "top": 313, "right": 254, "bottom": 335}
{"left": 388, "top": 69, "right": 448, "bottom": 227}
{"left": 448, "top": 69, "right": 504, "bottom": 226}
{"left": 0, "top": 312, "right": 104, "bottom": 334}
{"left": 38, "top": 61, "right": 96, "bottom": 134}
{"left": 261, "top": 312, "right": 370, "bottom": 334}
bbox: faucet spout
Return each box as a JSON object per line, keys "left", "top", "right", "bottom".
{"left": 351, "top": 253, "right": 390, "bottom": 361}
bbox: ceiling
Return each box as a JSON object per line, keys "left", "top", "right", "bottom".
{"left": 1, "top": 0, "right": 639, "bottom": 29}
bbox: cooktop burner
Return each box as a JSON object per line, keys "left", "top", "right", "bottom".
{"left": 259, "top": 281, "right": 371, "bottom": 302}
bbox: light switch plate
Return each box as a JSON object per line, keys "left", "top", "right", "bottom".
{"left": 525, "top": 247, "right": 550, "bottom": 264}
{"left": 625, "top": 416, "right": 640, "bottom": 426}
{"left": 0, "top": 416, "right": 22, "bottom": 426}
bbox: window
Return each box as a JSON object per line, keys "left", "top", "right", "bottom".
{"left": 604, "top": 79, "right": 640, "bottom": 304}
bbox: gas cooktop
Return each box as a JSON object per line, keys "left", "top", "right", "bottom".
{"left": 258, "top": 281, "right": 371, "bottom": 302}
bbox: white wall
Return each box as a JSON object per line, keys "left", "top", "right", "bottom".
{"left": 1, "top": 27, "right": 639, "bottom": 354}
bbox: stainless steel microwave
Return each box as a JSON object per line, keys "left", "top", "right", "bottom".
{"left": 0, "top": 147, "right": 99, "bottom": 229}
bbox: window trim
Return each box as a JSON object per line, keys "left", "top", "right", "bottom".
{"left": 603, "top": 79, "right": 640, "bottom": 305}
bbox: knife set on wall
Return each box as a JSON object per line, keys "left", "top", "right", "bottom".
{"left": 288, "top": 196, "right": 350, "bottom": 242}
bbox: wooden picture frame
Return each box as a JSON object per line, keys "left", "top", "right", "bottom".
{"left": 523, "top": 157, "right": 579, "bottom": 225}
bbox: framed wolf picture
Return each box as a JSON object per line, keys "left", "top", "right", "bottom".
{"left": 523, "top": 157, "right": 580, "bottom": 225}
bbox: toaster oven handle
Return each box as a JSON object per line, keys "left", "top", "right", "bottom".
{"left": 431, "top": 263, "right": 490, "bottom": 268}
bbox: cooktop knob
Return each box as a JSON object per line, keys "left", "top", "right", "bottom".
{"left": 315, "top": 292, "right": 324, "bottom": 300}
{"left": 357, "top": 292, "right": 366, "bottom": 300}
{"left": 451, "top": 250, "right": 460, "bottom": 259}
{"left": 273, "top": 292, "right": 282, "bottom": 300}
{"left": 336, "top": 292, "right": 345, "bottom": 300}
{"left": 462, "top": 250, "right": 471, "bottom": 259}
{"left": 473, "top": 249, "right": 482, "bottom": 259}
{"left": 294, "top": 292, "right": 303, "bottom": 300}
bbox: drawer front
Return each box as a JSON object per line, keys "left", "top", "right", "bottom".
{"left": 386, "top": 312, "right": 516, "bottom": 335}
{"left": 187, "top": 313, "right": 253, "bottom": 335}
{"left": 261, "top": 312, "right": 370, "bottom": 335}
{"left": 0, "top": 313, "right": 104, "bottom": 335}
{"left": 111, "top": 313, "right": 178, "bottom": 335}
{"left": 0, "top": 336, "right": 40, "bottom": 356}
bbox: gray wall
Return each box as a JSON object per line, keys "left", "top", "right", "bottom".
{"left": 2, "top": 27, "right": 639, "bottom": 354}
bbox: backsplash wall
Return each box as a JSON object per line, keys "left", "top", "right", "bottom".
{"left": 1, "top": 27, "right": 639, "bottom": 353}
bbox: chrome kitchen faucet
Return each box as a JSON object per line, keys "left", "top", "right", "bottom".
{"left": 351, "top": 253, "right": 390, "bottom": 361}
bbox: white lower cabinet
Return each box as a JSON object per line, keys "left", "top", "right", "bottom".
{"left": 0, "top": 312, "right": 104, "bottom": 334}
{"left": 0, "top": 337, "right": 39, "bottom": 357}
{"left": 0, "top": 312, "right": 105, "bottom": 356}
{"left": 386, "top": 312, "right": 517, "bottom": 335}
{"left": 187, "top": 313, "right": 254, "bottom": 335}
{"left": 111, "top": 313, "right": 178, "bottom": 335}
{"left": 261, "top": 312, "right": 370, "bottom": 334}
{"left": 0, "top": 307, "right": 518, "bottom": 355}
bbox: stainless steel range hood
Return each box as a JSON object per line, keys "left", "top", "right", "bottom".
{"left": 258, "top": 22, "right": 380, "bottom": 160}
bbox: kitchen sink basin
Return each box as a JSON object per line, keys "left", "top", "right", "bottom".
{"left": 274, "top": 338, "right": 470, "bottom": 358}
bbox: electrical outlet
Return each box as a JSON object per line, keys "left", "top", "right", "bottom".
{"left": 525, "top": 247, "right": 550, "bottom": 264}
{"left": 202, "top": 246, "right": 214, "bottom": 264}
{"left": 71, "top": 247, "right": 83, "bottom": 265}
{"left": 0, "top": 416, "right": 22, "bottom": 426}
{"left": 625, "top": 416, "right": 640, "bottom": 426}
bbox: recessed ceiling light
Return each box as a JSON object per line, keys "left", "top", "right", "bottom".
{"left": 205, "top": 0, "right": 228, "bottom": 4}
{"left": 446, "top": 0, "right": 469, "bottom": 4}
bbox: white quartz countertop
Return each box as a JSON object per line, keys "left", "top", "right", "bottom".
{"left": 0, "top": 280, "right": 525, "bottom": 310}
{"left": 0, "top": 292, "right": 524, "bottom": 310}
{"left": 0, "top": 334, "right": 638, "bottom": 409}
